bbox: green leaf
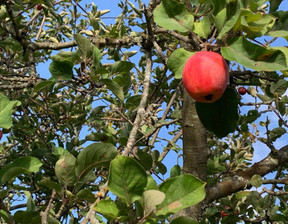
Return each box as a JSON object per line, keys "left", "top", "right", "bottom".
{"left": 250, "top": 174, "right": 263, "bottom": 188}
{"left": 0, "top": 210, "right": 10, "bottom": 223}
{"left": 0, "top": 94, "right": 21, "bottom": 129}
{"left": 270, "top": 79, "right": 288, "bottom": 95}
{"left": 167, "top": 48, "right": 194, "bottom": 79}
{"left": 34, "top": 80, "right": 56, "bottom": 92}
{"left": 153, "top": 2, "right": 194, "bottom": 32}
{"left": 269, "top": 0, "right": 282, "bottom": 13}
{"left": 39, "top": 177, "right": 62, "bottom": 193}
{"left": 75, "top": 143, "right": 118, "bottom": 181}
{"left": 170, "top": 165, "right": 182, "bottom": 178}
{"left": 108, "top": 156, "right": 147, "bottom": 205}
{"left": 217, "top": 0, "right": 242, "bottom": 39}
{"left": 207, "top": 157, "right": 226, "bottom": 175}
{"left": 125, "top": 95, "right": 141, "bottom": 110}
{"left": 196, "top": 88, "right": 239, "bottom": 138}
{"left": 49, "top": 60, "right": 73, "bottom": 80}
{"left": 101, "top": 79, "right": 125, "bottom": 101}
{"left": 211, "top": 0, "right": 227, "bottom": 31}
{"left": 24, "top": 191, "right": 36, "bottom": 212}
{"left": 143, "top": 190, "right": 165, "bottom": 217}
{"left": 111, "top": 61, "right": 134, "bottom": 74}
{"left": 74, "top": 33, "right": 92, "bottom": 58}
{"left": 136, "top": 151, "right": 153, "bottom": 170}
{"left": 236, "top": 10, "right": 276, "bottom": 38}
{"left": 269, "top": 127, "right": 286, "bottom": 141}
{"left": 170, "top": 216, "right": 199, "bottom": 224}
{"left": 92, "top": 45, "right": 102, "bottom": 67}
{"left": 76, "top": 189, "right": 96, "bottom": 203}
{"left": 51, "top": 51, "right": 77, "bottom": 63}
{"left": 193, "top": 16, "right": 211, "bottom": 38}
{"left": 221, "top": 36, "right": 288, "bottom": 71}
{"left": 157, "top": 174, "right": 206, "bottom": 216}
{"left": 14, "top": 211, "right": 42, "bottom": 224}
{"left": 145, "top": 175, "right": 158, "bottom": 191}
{"left": 52, "top": 146, "right": 70, "bottom": 158}
{"left": 0, "top": 156, "right": 42, "bottom": 185}
{"left": 55, "top": 154, "right": 77, "bottom": 187}
{"left": 94, "top": 199, "right": 120, "bottom": 220}
{"left": 268, "top": 11, "right": 288, "bottom": 39}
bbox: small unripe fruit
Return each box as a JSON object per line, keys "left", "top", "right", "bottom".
{"left": 238, "top": 87, "right": 247, "bottom": 95}
{"left": 37, "top": 4, "right": 43, "bottom": 10}
{"left": 182, "top": 51, "right": 229, "bottom": 103}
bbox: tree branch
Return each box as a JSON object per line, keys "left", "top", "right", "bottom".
{"left": 40, "top": 189, "right": 56, "bottom": 224}
{"left": 205, "top": 145, "right": 288, "bottom": 203}
{"left": 123, "top": 48, "right": 152, "bottom": 156}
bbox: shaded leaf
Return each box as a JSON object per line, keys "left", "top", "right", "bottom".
{"left": 268, "top": 11, "right": 288, "bottom": 39}
{"left": 196, "top": 88, "right": 239, "bottom": 138}
{"left": 170, "top": 165, "right": 182, "bottom": 178}
{"left": 269, "top": 127, "right": 286, "bottom": 141}
{"left": 34, "top": 80, "right": 56, "bottom": 92}
{"left": 74, "top": 33, "right": 92, "bottom": 58}
{"left": 269, "top": 0, "right": 282, "bottom": 13}
{"left": 170, "top": 216, "right": 199, "bottom": 224}
{"left": 39, "top": 178, "right": 62, "bottom": 193}
{"left": 75, "top": 143, "right": 118, "bottom": 181}
{"left": 270, "top": 79, "right": 288, "bottom": 95}
{"left": 101, "top": 79, "right": 125, "bottom": 101}
{"left": 93, "top": 45, "right": 102, "bottom": 67}
{"left": 49, "top": 60, "right": 73, "bottom": 80}
{"left": 76, "top": 189, "right": 96, "bottom": 203}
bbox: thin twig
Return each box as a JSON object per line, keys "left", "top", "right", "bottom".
{"left": 36, "top": 15, "right": 46, "bottom": 40}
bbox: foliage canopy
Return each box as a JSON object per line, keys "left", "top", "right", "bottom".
{"left": 1, "top": 0, "right": 288, "bottom": 223}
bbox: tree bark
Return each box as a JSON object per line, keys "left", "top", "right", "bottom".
{"left": 175, "top": 88, "right": 210, "bottom": 219}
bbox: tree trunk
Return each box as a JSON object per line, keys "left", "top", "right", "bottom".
{"left": 175, "top": 88, "right": 210, "bottom": 219}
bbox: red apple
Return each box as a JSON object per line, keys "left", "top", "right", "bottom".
{"left": 37, "top": 4, "right": 43, "bottom": 10}
{"left": 182, "top": 51, "right": 229, "bottom": 103}
{"left": 220, "top": 210, "right": 229, "bottom": 218}
{"left": 238, "top": 86, "right": 247, "bottom": 95}
{"left": 0, "top": 130, "right": 2, "bottom": 141}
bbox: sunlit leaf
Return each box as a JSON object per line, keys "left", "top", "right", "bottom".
{"left": 0, "top": 157, "right": 42, "bottom": 185}
{"left": 0, "top": 94, "right": 21, "bottom": 129}
{"left": 157, "top": 174, "right": 206, "bottom": 216}
{"left": 153, "top": 1, "right": 194, "bottom": 32}
{"left": 55, "top": 154, "right": 77, "bottom": 187}
{"left": 221, "top": 36, "right": 288, "bottom": 71}
{"left": 167, "top": 48, "right": 194, "bottom": 79}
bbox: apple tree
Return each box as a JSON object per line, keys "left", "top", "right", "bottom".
{"left": 0, "top": 0, "right": 288, "bottom": 223}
